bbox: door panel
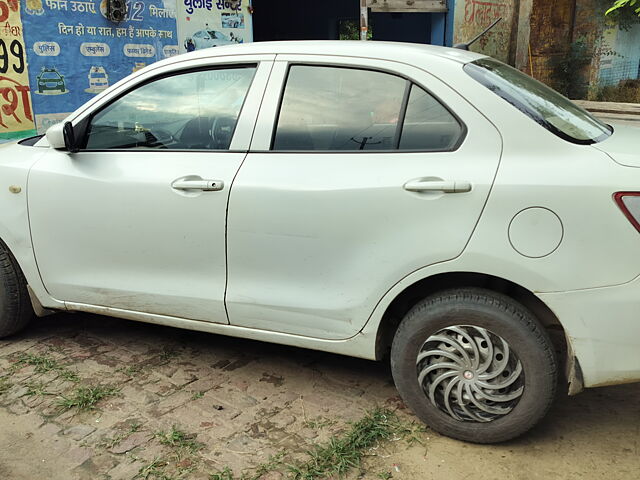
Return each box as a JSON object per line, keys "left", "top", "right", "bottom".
{"left": 226, "top": 57, "right": 502, "bottom": 339}
{"left": 29, "top": 151, "right": 245, "bottom": 322}
{"left": 29, "top": 61, "right": 273, "bottom": 323}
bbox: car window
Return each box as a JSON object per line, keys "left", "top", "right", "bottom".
{"left": 399, "top": 85, "right": 463, "bottom": 150}
{"left": 273, "top": 65, "right": 407, "bottom": 151}
{"left": 84, "top": 66, "right": 256, "bottom": 150}
{"left": 272, "top": 65, "right": 463, "bottom": 152}
{"left": 464, "top": 58, "right": 612, "bottom": 144}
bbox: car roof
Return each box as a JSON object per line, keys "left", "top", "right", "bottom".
{"left": 157, "top": 40, "right": 486, "bottom": 68}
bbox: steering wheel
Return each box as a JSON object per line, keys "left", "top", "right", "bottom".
{"left": 144, "top": 128, "right": 176, "bottom": 149}
{"left": 211, "top": 117, "right": 235, "bottom": 150}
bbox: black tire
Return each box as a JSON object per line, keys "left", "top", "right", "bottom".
{"left": 390, "top": 288, "right": 557, "bottom": 443}
{"left": 0, "top": 240, "right": 34, "bottom": 338}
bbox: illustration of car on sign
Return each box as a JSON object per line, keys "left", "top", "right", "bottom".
{"left": 184, "top": 29, "right": 232, "bottom": 50}
{"left": 36, "top": 67, "right": 66, "bottom": 94}
{"left": 222, "top": 13, "right": 245, "bottom": 29}
{"left": 4, "top": 41, "right": 640, "bottom": 445}
{"left": 88, "top": 66, "right": 109, "bottom": 92}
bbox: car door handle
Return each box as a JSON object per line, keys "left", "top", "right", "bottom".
{"left": 171, "top": 178, "right": 224, "bottom": 191}
{"left": 403, "top": 179, "right": 472, "bottom": 193}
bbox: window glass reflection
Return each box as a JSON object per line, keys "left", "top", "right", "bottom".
{"left": 85, "top": 67, "right": 256, "bottom": 150}
{"left": 274, "top": 66, "right": 407, "bottom": 151}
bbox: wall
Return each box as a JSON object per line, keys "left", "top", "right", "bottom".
{"left": 452, "top": 0, "right": 519, "bottom": 63}
{"left": 598, "top": 23, "right": 640, "bottom": 86}
{"left": 26, "top": 0, "right": 179, "bottom": 136}
{"left": 527, "top": 0, "right": 575, "bottom": 87}
{"left": 566, "top": 0, "right": 605, "bottom": 98}
{"left": 0, "top": 0, "right": 253, "bottom": 142}
{"left": 524, "top": 0, "right": 638, "bottom": 97}
{"left": 1, "top": 0, "right": 37, "bottom": 140}
{"left": 453, "top": 0, "right": 640, "bottom": 99}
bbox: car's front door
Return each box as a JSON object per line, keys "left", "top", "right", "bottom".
{"left": 225, "top": 56, "right": 503, "bottom": 339}
{"left": 28, "top": 58, "right": 273, "bottom": 323}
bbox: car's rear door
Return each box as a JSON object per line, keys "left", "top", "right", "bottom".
{"left": 225, "top": 56, "right": 502, "bottom": 339}
{"left": 28, "top": 56, "right": 274, "bottom": 323}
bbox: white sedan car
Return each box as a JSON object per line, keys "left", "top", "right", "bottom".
{"left": 185, "top": 29, "right": 233, "bottom": 50}
{"left": 1, "top": 41, "right": 638, "bottom": 443}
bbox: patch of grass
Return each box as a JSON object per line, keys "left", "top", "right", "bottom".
{"left": 101, "top": 435, "right": 122, "bottom": 450}
{"left": 595, "top": 79, "right": 640, "bottom": 103}
{"left": 117, "top": 365, "right": 144, "bottom": 377}
{"left": 25, "top": 381, "right": 55, "bottom": 397}
{"left": 0, "top": 377, "right": 12, "bottom": 395}
{"left": 288, "top": 407, "right": 398, "bottom": 479}
{"left": 155, "top": 426, "right": 202, "bottom": 454}
{"left": 157, "top": 349, "right": 178, "bottom": 365}
{"left": 129, "top": 421, "right": 142, "bottom": 433}
{"left": 390, "top": 416, "right": 427, "bottom": 446}
{"left": 58, "top": 369, "right": 80, "bottom": 382}
{"left": 57, "top": 384, "right": 120, "bottom": 411}
{"left": 210, "top": 407, "right": 423, "bottom": 480}
{"left": 303, "top": 416, "right": 337, "bottom": 430}
{"left": 136, "top": 426, "right": 204, "bottom": 479}
{"left": 16, "top": 352, "right": 59, "bottom": 372}
{"left": 16, "top": 352, "right": 79, "bottom": 382}
{"left": 209, "top": 467, "right": 235, "bottom": 480}
{"left": 191, "top": 391, "right": 205, "bottom": 400}
{"left": 101, "top": 421, "right": 143, "bottom": 449}
{"left": 134, "top": 457, "right": 171, "bottom": 480}
{"left": 250, "top": 451, "right": 287, "bottom": 480}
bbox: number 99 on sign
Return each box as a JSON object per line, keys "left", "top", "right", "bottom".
{"left": 0, "top": 39, "right": 25, "bottom": 75}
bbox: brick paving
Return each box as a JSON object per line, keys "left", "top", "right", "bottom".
{"left": 0, "top": 313, "right": 638, "bottom": 480}
{"left": 0, "top": 313, "right": 398, "bottom": 479}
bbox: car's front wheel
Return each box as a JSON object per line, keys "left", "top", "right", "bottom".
{"left": 391, "top": 288, "right": 557, "bottom": 443}
{"left": 0, "top": 241, "right": 33, "bottom": 338}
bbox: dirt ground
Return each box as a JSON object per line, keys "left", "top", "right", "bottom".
{"left": 0, "top": 313, "right": 638, "bottom": 480}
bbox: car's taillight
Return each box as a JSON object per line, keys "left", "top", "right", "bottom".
{"left": 614, "top": 192, "right": 640, "bottom": 233}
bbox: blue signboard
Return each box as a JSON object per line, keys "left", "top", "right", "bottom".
{"left": 20, "top": 0, "right": 179, "bottom": 130}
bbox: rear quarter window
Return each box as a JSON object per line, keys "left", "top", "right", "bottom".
{"left": 464, "top": 58, "right": 612, "bottom": 144}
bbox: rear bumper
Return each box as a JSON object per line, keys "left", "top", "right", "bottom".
{"left": 540, "top": 278, "right": 640, "bottom": 388}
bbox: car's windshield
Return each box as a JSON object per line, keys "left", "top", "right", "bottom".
{"left": 208, "top": 31, "right": 226, "bottom": 39}
{"left": 41, "top": 72, "right": 60, "bottom": 80}
{"left": 464, "top": 58, "right": 612, "bottom": 144}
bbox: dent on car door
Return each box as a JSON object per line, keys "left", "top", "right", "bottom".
{"left": 28, "top": 60, "right": 273, "bottom": 322}
{"left": 226, "top": 59, "right": 503, "bottom": 340}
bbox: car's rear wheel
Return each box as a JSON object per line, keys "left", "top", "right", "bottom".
{"left": 0, "top": 241, "right": 33, "bottom": 338}
{"left": 390, "top": 288, "right": 557, "bottom": 443}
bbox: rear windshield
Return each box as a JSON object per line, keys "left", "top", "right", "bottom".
{"left": 464, "top": 58, "right": 612, "bottom": 144}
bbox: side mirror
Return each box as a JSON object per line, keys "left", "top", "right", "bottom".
{"left": 63, "top": 121, "right": 79, "bottom": 153}
{"left": 45, "top": 121, "right": 78, "bottom": 152}
{"left": 45, "top": 122, "right": 66, "bottom": 149}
